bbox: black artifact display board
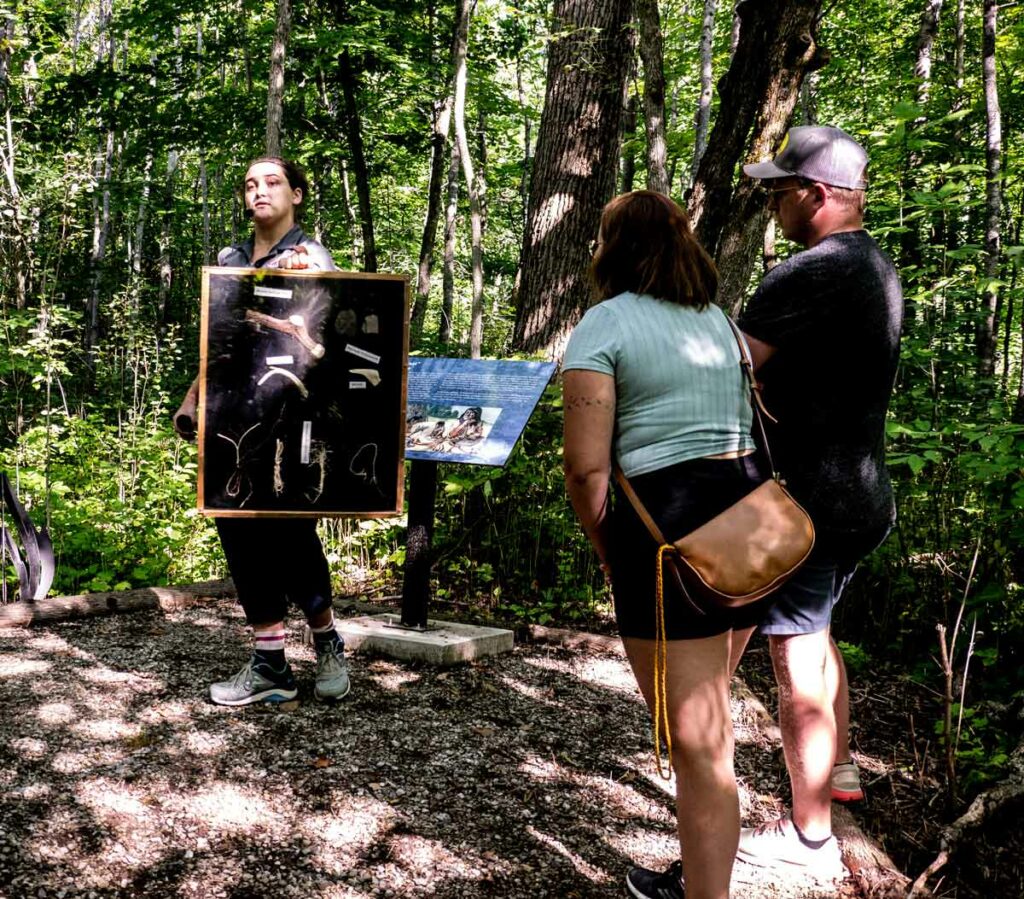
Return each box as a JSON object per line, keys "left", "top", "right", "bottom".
{"left": 198, "top": 268, "right": 409, "bottom": 517}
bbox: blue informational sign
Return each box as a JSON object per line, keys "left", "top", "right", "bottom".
{"left": 405, "top": 358, "right": 557, "bottom": 467}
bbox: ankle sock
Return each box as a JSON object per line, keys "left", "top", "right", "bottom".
{"left": 310, "top": 614, "right": 343, "bottom": 650}
{"left": 252, "top": 625, "right": 287, "bottom": 671}
{"left": 792, "top": 820, "right": 832, "bottom": 850}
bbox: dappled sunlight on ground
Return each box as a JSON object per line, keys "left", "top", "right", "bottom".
{"left": 0, "top": 610, "right": 854, "bottom": 898}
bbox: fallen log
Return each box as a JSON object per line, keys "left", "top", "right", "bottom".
{"left": 0, "top": 579, "right": 237, "bottom": 626}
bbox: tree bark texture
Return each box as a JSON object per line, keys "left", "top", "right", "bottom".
{"left": 620, "top": 89, "right": 637, "bottom": 193}
{"left": 512, "top": 0, "right": 635, "bottom": 359}
{"left": 337, "top": 48, "right": 377, "bottom": 272}
{"left": 265, "top": 0, "right": 291, "bottom": 157}
{"left": 691, "top": 0, "right": 717, "bottom": 183}
{"left": 635, "top": 0, "right": 668, "bottom": 194}
{"left": 451, "top": 0, "right": 484, "bottom": 358}
{"left": 977, "top": 0, "right": 1000, "bottom": 378}
{"left": 410, "top": 2, "right": 464, "bottom": 340}
{"left": 440, "top": 140, "right": 460, "bottom": 347}
{"left": 914, "top": 0, "right": 943, "bottom": 107}
{"left": 688, "top": 0, "right": 826, "bottom": 311}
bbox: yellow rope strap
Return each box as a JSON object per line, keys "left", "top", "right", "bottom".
{"left": 652, "top": 543, "right": 673, "bottom": 781}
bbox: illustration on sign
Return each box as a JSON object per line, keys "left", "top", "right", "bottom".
{"left": 199, "top": 268, "right": 409, "bottom": 516}
{"left": 405, "top": 358, "right": 556, "bottom": 467}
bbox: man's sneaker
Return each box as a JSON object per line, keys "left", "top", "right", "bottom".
{"left": 314, "top": 639, "right": 351, "bottom": 701}
{"left": 831, "top": 761, "right": 864, "bottom": 802}
{"left": 209, "top": 658, "right": 298, "bottom": 706}
{"left": 737, "top": 817, "right": 845, "bottom": 879}
{"left": 625, "top": 860, "right": 684, "bottom": 899}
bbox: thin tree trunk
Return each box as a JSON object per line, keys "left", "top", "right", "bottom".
{"left": 621, "top": 89, "right": 637, "bottom": 193}
{"left": 635, "top": 0, "right": 668, "bottom": 193}
{"left": 691, "top": 0, "right": 717, "bottom": 182}
{"left": 512, "top": 0, "right": 635, "bottom": 359}
{"left": 800, "top": 69, "right": 818, "bottom": 124}
{"left": 265, "top": 0, "right": 291, "bottom": 156}
{"left": 86, "top": 0, "right": 115, "bottom": 358}
{"left": 451, "top": 0, "right": 484, "bottom": 357}
{"left": 914, "top": 0, "right": 944, "bottom": 108}
{"left": 337, "top": 49, "right": 377, "bottom": 272}
{"left": 156, "top": 150, "right": 178, "bottom": 328}
{"left": 410, "top": 3, "right": 464, "bottom": 339}
{"left": 440, "top": 141, "right": 460, "bottom": 348}
{"left": 340, "top": 159, "right": 359, "bottom": 266}
{"left": 977, "top": 0, "right": 1001, "bottom": 378}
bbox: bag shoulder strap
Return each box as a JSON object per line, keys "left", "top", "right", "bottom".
{"left": 611, "top": 312, "right": 784, "bottom": 545}
{"left": 723, "top": 315, "right": 779, "bottom": 477}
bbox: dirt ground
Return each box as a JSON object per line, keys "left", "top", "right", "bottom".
{"left": 0, "top": 593, "right": 1011, "bottom": 898}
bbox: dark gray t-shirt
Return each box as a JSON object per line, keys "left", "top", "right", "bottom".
{"left": 738, "top": 229, "right": 903, "bottom": 563}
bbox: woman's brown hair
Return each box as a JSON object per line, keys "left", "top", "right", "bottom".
{"left": 589, "top": 190, "right": 718, "bottom": 309}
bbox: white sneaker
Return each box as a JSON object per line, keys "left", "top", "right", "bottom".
{"left": 832, "top": 761, "right": 864, "bottom": 802}
{"left": 737, "top": 817, "right": 845, "bottom": 879}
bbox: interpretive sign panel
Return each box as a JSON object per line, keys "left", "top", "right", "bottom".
{"left": 198, "top": 267, "right": 409, "bottom": 517}
{"left": 405, "top": 358, "right": 557, "bottom": 467}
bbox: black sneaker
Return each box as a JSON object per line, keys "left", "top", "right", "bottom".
{"left": 625, "top": 860, "right": 684, "bottom": 898}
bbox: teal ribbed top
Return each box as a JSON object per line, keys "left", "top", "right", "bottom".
{"left": 563, "top": 291, "right": 755, "bottom": 477}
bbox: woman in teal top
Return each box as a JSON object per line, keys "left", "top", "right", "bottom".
{"left": 563, "top": 191, "right": 770, "bottom": 899}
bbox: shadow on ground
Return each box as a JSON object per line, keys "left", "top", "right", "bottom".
{"left": 0, "top": 601, "right": 851, "bottom": 898}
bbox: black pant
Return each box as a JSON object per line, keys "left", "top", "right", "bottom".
{"left": 215, "top": 518, "right": 332, "bottom": 625}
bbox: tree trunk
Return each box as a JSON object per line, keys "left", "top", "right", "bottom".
{"left": 337, "top": 49, "right": 377, "bottom": 272}
{"left": 265, "top": 0, "right": 291, "bottom": 157}
{"left": 635, "top": 0, "right": 668, "bottom": 193}
{"left": 621, "top": 89, "right": 637, "bottom": 193}
{"left": 977, "top": 0, "right": 1000, "bottom": 378}
{"left": 914, "top": 0, "right": 943, "bottom": 107}
{"left": 410, "top": 2, "right": 465, "bottom": 340}
{"left": 512, "top": 0, "right": 635, "bottom": 359}
{"left": 688, "top": 0, "right": 826, "bottom": 311}
{"left": 691, "top": 0, "right": 717, "bottom": 183}
{"left": 440, "top": 140, "right": 460, "bottom": 348}
{"left": 156, "top": 150, "right": 178, "bottom": 328}
{"left": 450, "top": 0, "right": 484, "bottom": 357}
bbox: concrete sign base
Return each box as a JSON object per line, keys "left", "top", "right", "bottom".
{"left": 337, "top": 613, "right": 514, "bottom": 666}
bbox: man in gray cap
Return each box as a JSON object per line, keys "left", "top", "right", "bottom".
{"left": 730, "top": 126, "right": 902, "bottom": 875}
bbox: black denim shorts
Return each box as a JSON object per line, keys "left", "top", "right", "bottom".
{"left": 609, "top": 453, "right": 776, "bottom": 640}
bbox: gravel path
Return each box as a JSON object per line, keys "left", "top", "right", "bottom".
{"left": 0, "top": 599, "right": 859, "bottom": 898}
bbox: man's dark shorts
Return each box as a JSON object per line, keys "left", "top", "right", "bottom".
{"left": 756, "top": 527, "right": 891, "bottom": 636}
{"left": 756, "top": 557, "right": 856, "bottom": 636}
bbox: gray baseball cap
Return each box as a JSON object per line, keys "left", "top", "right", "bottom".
{"left": 743, "top": 125, "right": 868, "bottom": 190}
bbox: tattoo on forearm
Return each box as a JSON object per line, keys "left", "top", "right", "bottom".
{"left": 565, "top": 393, "right": 613, "bottom": 411}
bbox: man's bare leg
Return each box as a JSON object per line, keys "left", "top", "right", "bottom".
{"left": 769, "top": 629, "right": 834, "bottom": 840}
{"left": 825, "top": 636, "right": 852, "bottom": 764}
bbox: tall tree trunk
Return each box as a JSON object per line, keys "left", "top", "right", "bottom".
{"left": 636, "top": 0, "right": 668, "bottom": 193}
{"left": 914, "top": 0, "right": 943, "bottom": 108}
{"left": 621, "top": 89, "right": 637, "bottom": 193}
{"left": 512, "top": 0, "right": 635, "bottom": 359}
{"left": 440, "top": 141, "right": 460, "bottom": 348}
{"left": 86, "top": 0, "right": 115, "bottom": 359}
{"left": 340, "top": 159, "right": 360, "bottom": 266}
{"left": 410, "top": 2, "right": 465, "bottom": 339}
{"left": 977, "top": 0, "right": 1001, "bottom": 378}
{"left": 337, "top": 49, "right": 377, "bottom": 272}
{"left": 265, "top": 0, "right": 291, "bottom": 156}
{"left": 450, "top": 0, "right": 484, "bottom": 357}
{"left": 691, "top": 0, "right": 717, "bottom": 183}
{"left": 156, "top": 150, "right": 178, "bottom": 328}
{"left": 688, "top": 0, "right": 826, "bottom": 312}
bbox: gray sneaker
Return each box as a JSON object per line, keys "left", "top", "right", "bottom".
{"left": 314, "top": 640, "right": 351, "bottom": 701}
{"left": 209, "top": 659, "right": 298, "bottom": 706}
